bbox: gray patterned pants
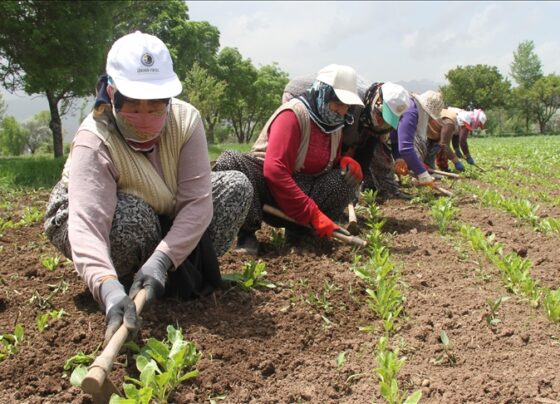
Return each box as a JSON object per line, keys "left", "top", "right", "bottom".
{"left": 44, "top": 171, "right": 252, "bottom": 277}
{"left": 213, "top": 151, "right": 355, "bottom": 233}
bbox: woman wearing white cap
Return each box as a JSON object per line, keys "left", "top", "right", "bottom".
{"left": 283, "top": 76, "right": 411, "bottom": 199}
{"left": 44, "top": 31, "right": 252, "bottom": 343}
{"left": 391, "top": 90, "right": 445, "bottom": 187}
{"left": 214, "top": 64, "right": 364, "bottom": 253}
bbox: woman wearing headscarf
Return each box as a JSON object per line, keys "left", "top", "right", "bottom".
{"left": 451, "top": 108, "right": 487, "bottom": 166}
{"left": 214, "top": 64, "right": 364, "bottom": 254}
{"left": 283, "top": 76, "right": 411, "bottom": 199}
{"left": 43, "top": 31, "right": 252, "bottom": 343}
{"left": 390, "top": 90, "right": 445, "bottom": 186}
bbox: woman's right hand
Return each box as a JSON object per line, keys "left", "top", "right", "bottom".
{"left": 394, "top": 158, "right": 409, "bottom": 176}
{"left": 310, "top": 208, "right": 339, "bottom": 238}
{"left": 100, "top": 279, "right": 138, "bottom": 346}
{"left": 417, "top": 171, "right": 435, "bottom": 187}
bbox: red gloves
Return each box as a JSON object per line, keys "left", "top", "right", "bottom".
{"left": 340, "top": 156, "right": 363, "bottom": 187}
{"left": 310, "top": 208, "right": 339, "bottom": 238}
{"left": 394, "top": 158, "right": 408, "bottom": 176}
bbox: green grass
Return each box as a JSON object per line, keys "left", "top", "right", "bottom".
{"left": 0, "top": 143, "right": 252, "bottom": 191}
{"left": 0, "top": 156, "right": 66, "bottom": 190}
{"left": 208, "top": 142, "right": 251, "bottom": 162}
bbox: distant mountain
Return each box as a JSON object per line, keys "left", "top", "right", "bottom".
{"left": 396, "top": 79, "right": 444, "bottom": 94}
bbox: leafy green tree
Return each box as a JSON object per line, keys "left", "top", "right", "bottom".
{"left": 0, "top": 1, "right": 123, "bottom": 158}
{"left": 213, "top": 48, "right": 289, "bottom": 143}
{"left": 0, "top": 93, "right": 6, "bottom": 122}
{"left": 509, "top": 40, "right": 544, "bottom": 132}
{"left": 510, "top": 40, "right": 543, "bottom": 88}
{"left": 112, "top": 1, "right": 220, "bottom": 79}
{"left": 0, "top": 116, "right": 26, "bottom": 156}
{"left": 182, "top": 63, "right": 227, "bottom": 144}
{"left": 23, "top": 110, "right": 52, "bottom": 154}
{"left": 529, "top": 74, "right": 560, "bottom": 133}
{"left": 440, "top": 64, "right": 511, "bottom": 110}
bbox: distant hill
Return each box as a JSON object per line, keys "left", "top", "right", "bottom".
{"left": 396, "top": 79, "right": 444, "bottom": 94}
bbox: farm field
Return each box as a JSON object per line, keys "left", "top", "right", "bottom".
{"left": 0, "top": 135, "right": 559, "bottom": 403}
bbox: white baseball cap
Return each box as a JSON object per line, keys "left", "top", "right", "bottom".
{"left": 106, "top": 31, "right": 182, "bottom": 100}
{"left": 380, "top": 82, "right": 411, "bottom": 129}
{"left": 316, "top": 64, "right": 364, "bottom": 107}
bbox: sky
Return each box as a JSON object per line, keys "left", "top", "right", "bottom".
{"left": 3, "top": 0, "right": 560, "bottom": 139}
{"left": 188, "top": 1, "right": 560, "bottom": 83}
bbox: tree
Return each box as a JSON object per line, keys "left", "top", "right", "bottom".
{"left": 529, "top": 74, "right": 560, "bottom": 133}
{"left": 182, "top": 63, "right": 227, "bottom": 144}
{"left": 440, "top": 64, "right": 511, "bottom": 110}
{"left": 23, "top": 110, "right": 52, "bottom": 154}
{"left": 112, "top": 1, "right": 220, "bottom": 79}
{"left": 0, "top": 1, "right": 123, "bottom": 158}
{"left": 510, "top": 40, "right": 543, "bottom": 88}
{"left": 509, "top": 40, "right": 544, "bottom": 132}
{"left": 213, "top": 48, "right": 289, "bottom": 143}
{"left": 0, "top": 116, "right": 26, "bottom": 156}
{"left": 0, "top": 93, "right": 6, "bottom": 122}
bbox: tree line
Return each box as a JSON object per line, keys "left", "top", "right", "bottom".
{"left": 0, "top": 2, "right": 558, "bottom": 158}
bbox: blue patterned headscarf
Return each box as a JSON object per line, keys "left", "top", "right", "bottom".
{"left": 297, "top": 81, "right": 354, "bottom": 134}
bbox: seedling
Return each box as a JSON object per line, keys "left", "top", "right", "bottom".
{"left": 375, "top": 336, "right": 422, "bottom": 404}
{"left": 36, "top": 308, "right": 66, "bottom": 332}
{"left": 543, "top": 289, "right": 560, "bottom": 323}
{"left": 432, "top": 330, "right": 456, "bottom": 366}
{"left": 335, "top": 351, "right": 347, "bottom": 369}
{"left": 430, "top": 197, "right": 459, "bottom": 235}
{"left": 40, "top": 255, "right": 61, "bottom": 271}
{"left": 64, "top": 346, "right": 101, "bottom": 387}
{"left": 110, "top": 325, "right": 200, "bottom": 404}
{"left": 269, "top": 228, "right": 286, "bottom": 249}
{"left": 485, "top": 296, "right": 509, "bottom": 327}
{"left": 222, "top": 260, "right": 276, "bottom": 290}
{"left": 0, "top": 324, "right": 24, "bottom": 361}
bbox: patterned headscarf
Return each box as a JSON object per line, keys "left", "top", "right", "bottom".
{"left": 358, "top": 83, "right": 392, "bottom": 136}
{"left": 297, "top": 80, "right": 353, "bottom": 134}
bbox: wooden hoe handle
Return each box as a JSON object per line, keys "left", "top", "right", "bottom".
{"left": 263, "top": 204, "right": 367, "bottom": 248}
{"left": 81, "top": 289, "right": 147, "bottom": 395}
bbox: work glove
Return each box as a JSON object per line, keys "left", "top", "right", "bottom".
{"left": 339, "top": 156, "right": 363, "bottom": 188}
{"left": 310, "top": 208, "right": 339, "bottom": 239}
{"left": 101, "top": 279, "right": 138, "bottom": 345}
{"left": 417, "top": 171, "right": 435, "bottom": 187}
{"left": 129, "top": 250, "right": 173, "bottom": 306}
{"left": 466, "top": 156, "right": 475, "bottom": 165}
{"left": 394, "top": 158, "right": 409, "bottom": 176}
{"left": 454, "top": 160, "right": 465, "bottom": 172}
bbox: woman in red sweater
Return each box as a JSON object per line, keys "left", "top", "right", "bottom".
{"left": 214, "top": 64, "right": 364, "bottom": 254}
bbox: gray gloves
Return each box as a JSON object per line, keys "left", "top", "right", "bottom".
{"left": 100, "top": 279, "right": 138, "bottom": 345}
{"left": 129, "top": 250, "right": 173, "bottom": 305}
{"left": 101, "top": 250, "right": 173, "bottom": 344}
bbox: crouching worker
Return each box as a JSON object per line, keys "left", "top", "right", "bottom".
{"left": 43, "top": 32, "right": 252, "bottom": 344}
{"left": 214, "top": 64, "right": 364, "bottom": 254}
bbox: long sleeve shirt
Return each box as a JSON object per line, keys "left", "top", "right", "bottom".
{"left": 263, "top": 110, "right": 340, "bottom": 225}
{"left": 67, "top": 119, "right": 212, "bottom": 302}
{"left": 390, "top": 99, "right": 427, "bottom": 175}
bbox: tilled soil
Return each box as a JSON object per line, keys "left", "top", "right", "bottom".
{"left": 0, "top": 184, "right": 559, "bottom": 403}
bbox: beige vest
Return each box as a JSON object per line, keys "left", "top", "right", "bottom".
{"left": 427, "top": 108, "right": 459, "bottom": 140}
{"left": 251, "top": 98, "right": 342, "bottom": 173}
{"left": 62, "top": 99, "right": 201, "bottom": 216}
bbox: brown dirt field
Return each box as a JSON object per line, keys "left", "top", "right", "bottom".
{"left": 1, "top": 184, "right": 559, "bottom": 403}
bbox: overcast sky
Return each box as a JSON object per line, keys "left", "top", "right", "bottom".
{"left": 4, "top": 0, "right": 559, "bottom": 138}
{"left": 188, "top": 1, "right": 560, "bottom": 83}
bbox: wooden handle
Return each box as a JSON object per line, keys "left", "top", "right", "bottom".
{"left": 348, "top": 203, "right": 357, "bottom": 224}
{"left": 81, "top": 289, "right": 147, "bottom": 395}
{"left": 263, "top": 204, "right": 367, "bottom": 248}
{"left": 428, "top": 168, "right": 461, "bottom": 178}
{"left": 434, "top": 185, "right": 453, "bottom": 197}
